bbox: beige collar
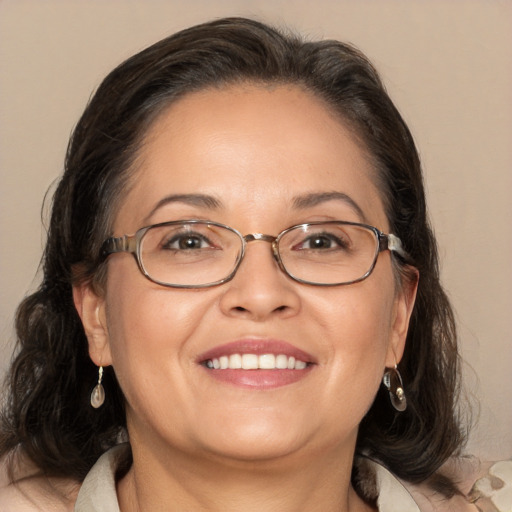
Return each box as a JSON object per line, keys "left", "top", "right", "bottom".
{"left": 75, "top": 444, "right": 458, "bottom": 512}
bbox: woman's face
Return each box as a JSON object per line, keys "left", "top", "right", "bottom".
{"left": 77, "top": 84, "right": 415, "bottom": 465}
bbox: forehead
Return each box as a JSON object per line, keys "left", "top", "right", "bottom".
{"left": 116, "top": 84, "right": 387, "bottom": 231}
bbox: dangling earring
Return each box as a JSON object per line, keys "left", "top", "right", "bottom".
{"left": 90, "top": 366, "right": 105, "bottom": 408}
{"left": 382, "top": 366, "right": 407, "bottom": 412}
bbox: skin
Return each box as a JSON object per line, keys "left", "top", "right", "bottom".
{"left": 74, "top": 84, "right": 417, "bottom": 511}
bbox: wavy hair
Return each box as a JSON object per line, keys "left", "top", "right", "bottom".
{"left": 0, "top": 17, "right": 465, "bottom": 485}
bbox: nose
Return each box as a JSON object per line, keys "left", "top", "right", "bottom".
{"left": 218, "top": 236, "right": 301, "bottom": 321}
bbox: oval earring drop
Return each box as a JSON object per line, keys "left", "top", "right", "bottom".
{"left": 382, "top": 366, "right": 407, "bottom": 412}
{"left": 90, "top": 366, "right": 105, "bottom": 408}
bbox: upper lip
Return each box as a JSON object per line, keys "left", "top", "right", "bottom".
{"left": 197, "top": 339, "right": 317, "bottom": 364}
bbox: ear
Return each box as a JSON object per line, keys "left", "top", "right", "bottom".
{"left": 73, "top": 281, "right": 112, "bottom": 367}
{"left": 385, "top": 268, "right": 419, "bottom": 367}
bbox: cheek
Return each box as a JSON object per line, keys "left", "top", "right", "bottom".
{"left": 102, "top": 264, "right": 216, "bottom": 398}
{"left": 316, "top": 283, "right": 394, "bottom": 356}
{"left": 311, "top": 278, "right": 396, "bottom": 396}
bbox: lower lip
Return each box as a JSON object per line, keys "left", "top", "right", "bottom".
{"left": 202, "top": 367, "right": 313, "bottom": 389}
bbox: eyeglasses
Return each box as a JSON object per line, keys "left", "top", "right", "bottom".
{"left": 100, "top": 220, "right": 408, "bottom": 288}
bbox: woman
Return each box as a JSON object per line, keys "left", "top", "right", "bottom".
{"left": 0, "top": 17, "right": 492, "bottom": 511}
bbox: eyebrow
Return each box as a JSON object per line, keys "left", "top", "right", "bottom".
{"left": 292, "top": 192, "right": 367, "bottom": 222}
{"left": 145, "top": 191, "right": 366, "bottom": 223}
{"left": 145, "top": 193, "right": 222, "bottom": 221}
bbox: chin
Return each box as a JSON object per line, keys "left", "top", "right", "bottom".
{"left": 192, "top": 415, "right": 314, "bottom": 463}
{"left": 202, "top": 435, "right": 306, "bottom": 464}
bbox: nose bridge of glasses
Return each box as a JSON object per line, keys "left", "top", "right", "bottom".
{"left": 243, "top": 233, "right": 276, "bottom": 243}
{"left": 241, "top": 233, "right": 282, "bottom": 267}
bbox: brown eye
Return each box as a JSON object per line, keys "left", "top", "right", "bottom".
{"left": 294, "top": 233, "right": 349, "bottom": 251}
{"left": 162, "top": 233, "right": 211, "bottom": 251}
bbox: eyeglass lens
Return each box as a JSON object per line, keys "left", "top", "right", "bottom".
{"left": 138, "top": 221, "right": 379, "bottom": 287}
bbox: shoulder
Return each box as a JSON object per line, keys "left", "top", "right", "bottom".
{"left": 74, "top": 444, "right": 129, "bottom": 512}
{"left": 0, "top": 452, "right": 79, "bottom": 512}
{"left": 469, "top": 459, "right": 512, "bottom": 512}
{"left": 402, "top": 456, "right": 481, "bottom": 512}
{"left": 354, "top": 456, "right": 486, "bottom": 511}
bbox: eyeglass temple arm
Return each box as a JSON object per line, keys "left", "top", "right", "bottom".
{"left": 100, "top": 235, "right": 137, "bottom": 260}
{"left": 380, "top": 233, "right": 410, "bottom": 262}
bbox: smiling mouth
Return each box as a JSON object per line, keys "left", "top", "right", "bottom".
{"left": 204, "top": 353, "right": 308, "bottom": 370}
{"left": 198, "top": 339, "right": 315, "bottom": 388}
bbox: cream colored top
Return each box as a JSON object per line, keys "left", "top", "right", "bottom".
{"left": 1, "top": 443, "right": 510, "bottom": 511}
{"left": 72, "top": 445, "right": 477, "bottom": 512}
{"left": 72, "top": 445, "right": 421, "bottom": 511}
{"left": 72, "top": 444, "right": 424, "bottom": 511}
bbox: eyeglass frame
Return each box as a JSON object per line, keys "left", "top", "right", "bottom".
{"left": 99, "top": 219, "right": 409, "bottom": 288}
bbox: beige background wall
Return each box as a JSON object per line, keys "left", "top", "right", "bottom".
{"left": 1, "top": 0, "right": 511, "bottom": 460}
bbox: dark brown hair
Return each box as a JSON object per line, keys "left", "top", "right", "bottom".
{"left": 0, "top": 17, "right": 465, "bottom": 485}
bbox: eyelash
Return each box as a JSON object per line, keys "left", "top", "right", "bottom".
{"left": 161, "top": 232, "right": 214, "bottom": 250}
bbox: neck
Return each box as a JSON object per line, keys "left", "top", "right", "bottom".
{"left": 117, "top": 433, "right": 375, "bottom": 512}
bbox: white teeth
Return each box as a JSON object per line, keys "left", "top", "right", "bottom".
{"left": 275, "top": 354, "right": 288, "bottom": 369}
{"left": 242, "top": 354, "right": 258, "bottom": 369}
{"left": 205, "top": 353, "right": 308, "bottom": 370}
{"left": 294, "top": 360, "right": 307, "bottom": 370}
{"left": 230, "top": 353, "right": 242, "bottom": 369}
{"left": 259, "top": 354, "right": 275, "bottom": 369}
